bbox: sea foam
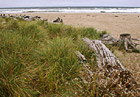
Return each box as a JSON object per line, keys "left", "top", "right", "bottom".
{"left": 0, "top": 7, "right": 140, "bottom": 13}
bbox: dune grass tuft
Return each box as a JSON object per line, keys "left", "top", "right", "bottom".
{"left": 0, "top": 17, "right": 107, "bottom": 96}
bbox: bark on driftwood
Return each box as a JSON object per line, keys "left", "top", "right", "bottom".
{"left": 100, "top": 33, "right": 140, "bottom": 51}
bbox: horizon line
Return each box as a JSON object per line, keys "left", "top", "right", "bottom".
{"left": 0, "top": 5, "right": 140, "bottom": 9}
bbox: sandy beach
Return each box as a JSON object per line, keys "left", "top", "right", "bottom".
{"left": 21, "top": 13, "right": 140, "bottom": 39}
{"left": 13, "top": 12, "right": 140, "bottom": 83}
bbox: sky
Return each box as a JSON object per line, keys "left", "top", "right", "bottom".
{"left": 0, "top": 0, "right": 140, "bottom": 8}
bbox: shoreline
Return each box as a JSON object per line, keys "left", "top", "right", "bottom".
{"left": 4, "top": 12, "right": 140, "bottom": 14}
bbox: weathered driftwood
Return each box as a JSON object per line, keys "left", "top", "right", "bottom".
{"left": 100, "top": 34, "right": 119, "bottom": 45}
{"left": 81, "top": 38, "right": 139, "bottom": 96}
{"left": 101, "top": 33, "right": 140, "bottom": 51}
{"left": 83, "top": 37, "right": 125, "bottom": 71}
{"left": 120, "top": 34, "right": 137, "bottom": 50}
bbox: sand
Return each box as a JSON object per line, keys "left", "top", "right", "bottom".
{"left": 14, "top": 12, "right": 140, "bottom": 83}
{"left": 23, "top": 13, "right": 140, "bottom": 38}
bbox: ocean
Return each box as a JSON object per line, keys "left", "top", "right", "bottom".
{"left": 0, "top": 7, "right": 140, "bottom": 13}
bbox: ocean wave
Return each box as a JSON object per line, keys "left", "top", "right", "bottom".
{"left": 0, "top": 7, "right": 140, "bottom": 13}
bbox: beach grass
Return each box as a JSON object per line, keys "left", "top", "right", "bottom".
{"left": 3, "top": 17, "right": 140, "bottom": 97}
{"left": 0, "top": 17, "right": 106, "bottom": 97}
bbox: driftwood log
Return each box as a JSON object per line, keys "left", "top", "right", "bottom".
{"left": 83, "top": 38, "right": 125, "bottom": 71}
{"left": 101, "top": 33, "right": 140, "bottom": 51}
{"left": 76, "top": 38, "right": 139, "bottom": 96}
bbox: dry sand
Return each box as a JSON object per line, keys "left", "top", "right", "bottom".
{"left": 15, "top": 12, "right": 140, "bottom": 83}
{"left": 23, "top": 13, "right": 140, "bottom": 38}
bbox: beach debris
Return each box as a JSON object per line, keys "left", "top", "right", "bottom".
{"left": 60, "top": 19, "right": 63, "bottom": 23}
{"left": 33, "top": 16, "right": 41, "bottom": 20}
{"left": 53, "top": 17, "right": 63, "bottom": 23}
{"left": 119, "top": 34, "right": 137, "bottom": 50}
{"left": 0, "top": 14, "right": 6, "bottom": 18}
{"left": 76, "top": 37, "right": 139, "bottom": 96}
{"left": 87, "top": 14, "right": 90, "bottom": 16}
{"left": 100, "top": 33, "right": 140, "bottom": 51}
{"left": 100, "top": 34, "right": 119, "bottom": 45}
{"left": 0, "top": 14, "right": 47, "bottom": 22}
{"left": 23, "top": 15, "right": 32, "bottom": 21}
{"left": 53, "top": 17, "right": 60, "bottom": 22}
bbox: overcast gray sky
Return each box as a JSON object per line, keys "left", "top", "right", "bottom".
{"left": 0, "top": 0, "right": 140, "bottom": 7}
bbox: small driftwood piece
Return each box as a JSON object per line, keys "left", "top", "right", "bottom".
{"left": 132, "top": 38, "right": 140, "bottom": 41}
{"left": 53, "top": 17, "right": 63, "bottom": 23}
{"left": 83, "top": 37, "right": 125, "bottom": 71}
{"left": 75, "top": 51, "right": 87, "bottom": 64}
{"left": 75, "top": 51, "right": 94, "bottom": 83}
{"left": 75, "top": 51, "right": 93, "bottom": 77}
{"left": 101, "top": 33, "right": 140, "bottom": 51}
{"left": 100, "top": 34, "right": 119, "bottom": 45}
